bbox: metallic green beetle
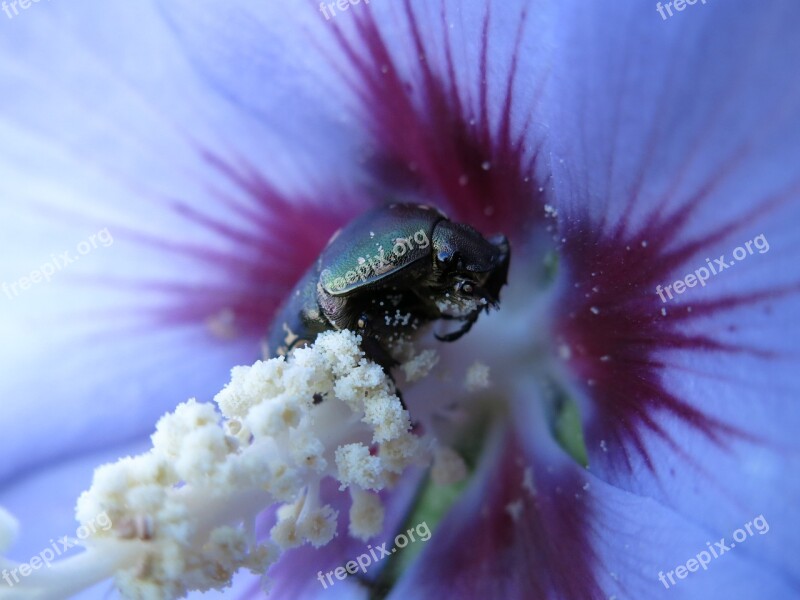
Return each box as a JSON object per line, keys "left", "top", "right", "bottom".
{"left": 266, "top": 203, "right": 510, "bottom": 369}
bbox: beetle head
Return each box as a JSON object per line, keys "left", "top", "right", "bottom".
{"left": 431, "top": 221, "right": 510, "bottom": 317}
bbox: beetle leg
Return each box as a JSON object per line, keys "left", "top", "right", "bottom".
{"left": 356, "top": 326, "right": 408, "bottom": 410}
{"left": 436, "top": 313, "right": 461, "bottom": 321}
{"left": 470, "top": 282, "right": 500, "bottom": 310}
{"left": 361, "top": 338, "right": 406, "bottom": 410}
{"left": 434, "top": 309, "right": 480, "bottom": 342}
{"left": 360, "top": 335, "right": 400, "bottom": 369}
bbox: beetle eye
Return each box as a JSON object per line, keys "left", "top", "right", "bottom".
{"left": 436, "top": 249, "right": 459, "bottom": 268}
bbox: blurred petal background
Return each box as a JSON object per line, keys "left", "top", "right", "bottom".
{"left": 0, "top": 1, "right": 798, "bottom": 599}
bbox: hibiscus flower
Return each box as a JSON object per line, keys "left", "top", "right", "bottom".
{"left": 0, "top": 1, "right": 798, "bottom": 599}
